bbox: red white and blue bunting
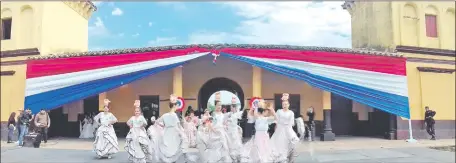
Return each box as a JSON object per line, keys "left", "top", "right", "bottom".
{"left": 24, "top": 46, "right": 410, "bottom": 118}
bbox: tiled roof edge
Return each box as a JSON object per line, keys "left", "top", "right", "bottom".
{"left": 28, "top": 44, "right": 402, "bottom": 60}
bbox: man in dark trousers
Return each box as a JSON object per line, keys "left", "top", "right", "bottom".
{"left": 424, "top": 106, "right": 436, "bottom": 140}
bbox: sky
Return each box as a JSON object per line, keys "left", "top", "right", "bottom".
{"left": 88, "top": 2, "right": 352, "bottom": 51}
{"left": 208, "top": 90, "right": 241, "bottom": 106}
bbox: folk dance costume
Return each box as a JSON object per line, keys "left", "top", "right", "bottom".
{"left": 270, "top": 94, "right": 299, "bottom": 163}
{"left": 79, "top": 115, "right": 95, "bottom": 139}
{"left": 241, "top": 100, "right": 276, "bottom": 163}
{"left": 183, "top": 110, "right": 199, "bottom": 148}
{"left": 295, "top": 116, "right": 305, "bottom": 140}
{"left": 125, "top": 100, "right": 151, "bottom": 163}
{"left": 224, "top": 96, "right": 244, "bottom": 162}
{"left": 93, "top": 99, "right": 119, "bottom": 159}
{"left": 147, "top": 116, "right": 163, "bottom": 162}
{"left": 196, "top": 117, "right": 230, "bottom": 163}
{"left": 155, "top": 94, "right": 189, "bottom": 163}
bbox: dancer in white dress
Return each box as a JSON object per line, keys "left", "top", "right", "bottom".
{"left": 125, "top": 100, "right": 151, "bottom": 163}
{"left": 80, "top": 115, "right": 95, "bottom": 139}
{"left": 224, "top": 96, "right": 244, "bottom": 162}
{"left": 270, "top": 93, "right": 299, "bottom": 163}
{"left": 183, "top": 109, "right": 198, "bottom": 148}
{"left": 196, "top": 117, "right": 230, "bottom": 163}
{"left": 200, "top": 109, "right": 212, "bottom": 126}
{"left": 295, "top": 115, "right": 305, "bottom": 141}
{"left": 93, "top": 99, "right": 119, "bottom": 159}
{"left": 241, "top": 100, "right": 276, "bottom": 163}
{"left": 147, "top": 116, "right": 163, "bottom": 162}
{"left": 207, "top": 100, "right": 231, "bottom": 162}
{"left": 155, "top": 94, "right": 189, "bottom": 163}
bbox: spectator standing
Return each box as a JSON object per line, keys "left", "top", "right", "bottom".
{"left": 7, "top": 112, "right": 16, "bottom": 143}
{"left": 18, "top": 109, "right": 33, "bottom": 146}
{"left": 424, "top": 106, "right": 436, "bottom": 140}
{"left": 34, "top": 109, "right": 51, "bottom": 143}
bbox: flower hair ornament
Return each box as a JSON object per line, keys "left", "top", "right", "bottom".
{"left": 281, "top": 93, "right": 289, "bottom": 101}
{"left": 134, "top": 100, "right": 140, "bottom": 108}
{"left": 103, "top": 99, "right": 111, "bottom": 107}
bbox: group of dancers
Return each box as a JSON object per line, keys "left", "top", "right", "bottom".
{"left": 91, "top": 93, "right": 299, "bottom": 163}
{"left": 79, "top": 113, "right": 98, "bottom": 139}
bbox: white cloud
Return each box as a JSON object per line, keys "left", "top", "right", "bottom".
{"left": 88, "top": 17, "right": 110, "bottom": 37}
{"left": 112, "top": 8, "right": 123, "bottom": 16}
{"left": 92, "top": 2, "right": 102, "bottom": 6}
{"left": 132, "top": 33, "right": 140, "bottom": 37}
{"left": 148, "top": 22, "right": 153, "bottom": 27}
{"left": 148, "top": 37, "right": 178, "bottom": 46}
{"left": 190, "top": 2, "right": 352, "bottom": 48}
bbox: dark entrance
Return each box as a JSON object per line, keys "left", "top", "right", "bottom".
{"left": 198, "top": 77, "right": 247, "bottom": 136}
{"left": 330, "top": 94, "right": 354, "bottom": 136}
{"left": 198, "top": 77, "right": 245, "bottom": 112}
{"left": 139, "top": 95, "right": 160, "bottom": 129}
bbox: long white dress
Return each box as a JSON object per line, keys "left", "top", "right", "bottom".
{"left": 147, "top": 120, "right": 164, "bottom": 162}
{"left": 224, "top": 110, "right": 244, "bottom": 161}
{"left": 155, "top": 112, "right": 189, "bottom": 163}
{"left": 295, "top": 117, "right": 305, "bottom": 140}
{"left": 210, "top": 112, "right": 232, "bottom": 162}
{"left": 93, "top": 112, "right": 119, "bottom": 158}
{"left": 182, "top": 116, "right": 198, "bottom": 148}
{"left": 270, "top": 109, "right": 299, "bottom": 163}
{"left": 196, "top": 124, "right": 230, "bottom": 163}
{"left": 125, "top": 116, "right": 151, "bottom": 163}
{"left": 80, "top": 118, "right": 95, "bottom": 139}
{"left": 241, "top": 115, "right": 275, "bottom": 163}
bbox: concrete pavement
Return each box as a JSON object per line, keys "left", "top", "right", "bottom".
{"left": 1, "top": 146, "right": 455, "bottom": 163}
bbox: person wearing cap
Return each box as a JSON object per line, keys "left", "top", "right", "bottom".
{"left": 34, "top": 109, "right": 51, "bottom": 143}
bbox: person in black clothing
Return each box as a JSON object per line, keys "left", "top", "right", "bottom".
{"left": 424, "top": 106, "right": 436, "bottom": 140}
{"left": 7, "top": 112, "right": 16, "bottom": 143}
{"left": 16, "top": 110, "right": 23, "bottom": 142}
{"left": 304, "top": 107, "right": 315, "bottom": 140}
{"left": 18, "top": 109, "right": 33, "bottom": 146}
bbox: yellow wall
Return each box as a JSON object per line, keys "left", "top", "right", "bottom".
{"left": 349, "top": 1, "right": 456, "bottom": 121}
{"left": 0, "top": 1, "right": 92, "bottom": 121}
{"left": 391, "top": 1, "right": 455, "bottom": 50}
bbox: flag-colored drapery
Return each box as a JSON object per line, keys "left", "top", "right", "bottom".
{"left": 24, "top": 45, "right": 409, "bottom": 118}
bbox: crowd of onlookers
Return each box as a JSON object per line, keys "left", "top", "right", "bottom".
{"left": 6, "top": 108, "right": 50, "bottom": 147}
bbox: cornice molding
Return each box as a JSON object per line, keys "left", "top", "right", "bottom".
{"left": 342, "top": 1, "right": 355, "bottom": 16}
{"left": 62, "top": 1, "right": 96, "bottom": 20}
{"left": 417, "top": 67, "right": 455, "bottom": 74}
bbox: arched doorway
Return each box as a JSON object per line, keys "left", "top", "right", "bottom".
{"left": 198, "top": 77, "right": 245, "bottom": 112}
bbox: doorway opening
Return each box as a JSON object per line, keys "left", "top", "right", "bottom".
{"left": 198, "top": 77, "right": 245, "bottom": 113}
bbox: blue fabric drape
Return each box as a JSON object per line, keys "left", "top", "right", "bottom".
{"left": 221, "top": 52, "right": 410, "bottom": 118}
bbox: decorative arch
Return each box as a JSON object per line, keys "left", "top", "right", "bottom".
{"left": 197, "top": 77, "right": 245, "bottom": 113}
{"left": 1, "top": 8, "right": 12, "bottom": 18}
{"left": 425, "top": 5, "right": 439, "bottom": 15}
{"left": 400, "top": 3, "right": 419, "bottom": 46}
{"left": 20, "top": 5, "right": 34, "bottom": 48}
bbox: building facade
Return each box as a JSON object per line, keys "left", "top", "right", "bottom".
{"left": 1, "top": 1, "right": 454, "bottom": 140}
{"left": 343, "top": 1, "right": 455, "bottom": 139}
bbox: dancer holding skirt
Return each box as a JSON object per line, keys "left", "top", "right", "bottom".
{"left": 270, "top": 93, "right": 299, "bottom": 163}
{"left": 155, "top": 94, "right": 189, "bottom": 163}
{"left": 241, "top": 100, "right": 276, "bottom": 163}
{"left": 125, "top": 100, "right": 151, "bottom": 163}
{"left": 224, "top": 96, "right": 244, "bottom": 162}
{"left": 196, "top": 117, "right": 230, "bottom": 163}
{"left": 93, "top": 99, "right": 119, "bottom": 159}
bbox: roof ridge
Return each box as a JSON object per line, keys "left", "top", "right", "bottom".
{"left": 28, "top": 44, "right": 401, "bottom": 60}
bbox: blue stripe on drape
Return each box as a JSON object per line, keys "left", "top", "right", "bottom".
{"left": 24, "top": 62, "right": 186, "bottom": 114}
{"left": 221, "top": 53, "right": 410, "bottom": 118}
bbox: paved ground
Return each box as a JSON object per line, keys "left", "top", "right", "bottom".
{"left": 1, "top": 137, "right": 455, "bottom": 162}
{"left": 1, "top": 146, "right": 455, "bottom": 163}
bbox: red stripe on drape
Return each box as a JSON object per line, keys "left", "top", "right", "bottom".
{"left": 26, "top": 47, "right": 208, "bottom": 79}
{"left": 220, "top": 48, "right": 406, "bottom": 76}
